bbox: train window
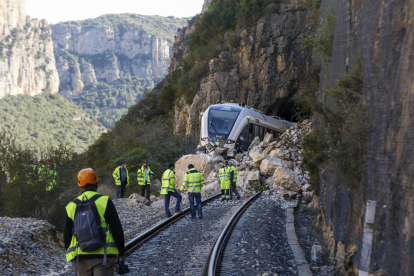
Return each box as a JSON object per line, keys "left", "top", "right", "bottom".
{"left": 236, "top": 124, "right": 253, "bottom": 152}
{"left": 272, "top": 129, "right": 281, "bottom": 138}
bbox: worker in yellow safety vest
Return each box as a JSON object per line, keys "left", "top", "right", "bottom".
{"left": 229, "top": 164, "right": 241, "bottom": 200}
{"left": 161, "top": 163, "right": 183, "bottom": 218}
{"left": 64, "top": 168, "right": 125, "bottom": 276}
{"left": 112, "top": 161, "right": 130, "bottom": 198}
{"left": 137, "top": 162, "right": 154, "bottom": 201}
{"left": 180, "top": 164, "right": 204, "bottom": 219}
{"left": 219, "top": 160, "right": 233, "bottom": 201}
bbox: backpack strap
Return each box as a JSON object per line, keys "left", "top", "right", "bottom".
{"left": 88, "top": 194, "right": 102, "bottom": 202}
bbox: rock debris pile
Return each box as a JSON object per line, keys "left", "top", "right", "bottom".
{"left": 0, "top": 217, "right": 70, "bottom": 276}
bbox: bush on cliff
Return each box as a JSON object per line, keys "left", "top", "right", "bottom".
{"left": 301, "top": 57, "right": 368, "bottom": 192}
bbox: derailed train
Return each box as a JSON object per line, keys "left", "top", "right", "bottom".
{"left": 198, "top": 103, "right": 294, "bottom": 157}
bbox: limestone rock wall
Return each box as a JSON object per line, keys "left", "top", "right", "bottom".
{"left": 315, "top": 0, "right": 414, "bottom": 275}
{"left": 0, "top": 0, "right": 59, "bottom": 99}
{"left": 51, "top": 22, "right": 176, "bottom": 97}
{"left": 171, "top": 1, "right": 314, "bottom": 133}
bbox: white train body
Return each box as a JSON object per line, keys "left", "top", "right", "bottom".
{"left": 199, "top": 103, "right": 294, "bottom": 157}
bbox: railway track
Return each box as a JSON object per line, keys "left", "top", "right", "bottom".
{"left": 125, "top": 193, "right": 222, "bottom": 256}
{"left": 124, "top": 192, "right": 262, "bottom": 275}
{"left": 206, "top": 192, "right": 262, "bottom": 276}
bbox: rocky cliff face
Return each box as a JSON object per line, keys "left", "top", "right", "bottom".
{"left": 314, "top": 1, "right": 414, "bottom": 275}
{"left": 170, "top": 1, "right": 313, "bottom": 133}
{"left": 51, "top": 15, "right": 186, "bottom": 97}
{"left": 0, "top": 0, "right": 59, "bottom": 99}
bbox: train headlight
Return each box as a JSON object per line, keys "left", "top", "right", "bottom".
{"left": 226, "top": 139, "right": 235, "bottom": 144}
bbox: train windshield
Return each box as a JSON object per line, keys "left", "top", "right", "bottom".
{"left": 208, "top": 105, "right": 243, "bottom": 144}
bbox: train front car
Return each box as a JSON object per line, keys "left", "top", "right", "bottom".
{"left": 200, "top": 104, "right": 244, "bottom": 153}
{"left": 199, "top": 103, "right": 294, "bottom": 157}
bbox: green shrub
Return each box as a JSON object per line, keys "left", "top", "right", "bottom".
{"left": 301, "top": 57, "right": 368, "bottom": 192}
{"left": 305, "top": 12, "right": 336, "bottom": 62}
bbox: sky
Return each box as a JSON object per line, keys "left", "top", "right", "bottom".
{"left": 25, "top": 0, "right": 205, "bottom": 23}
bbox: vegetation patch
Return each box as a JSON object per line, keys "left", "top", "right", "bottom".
{"left": 0, "top": 92, "right": 105, "bottom": 153}
{"left": 300, "top": 57, "right": 368, "bottom": 192}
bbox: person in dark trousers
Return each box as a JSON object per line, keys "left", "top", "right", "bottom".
{"left": 229, "top": 163, "right": 241, "bottom": 200}
{"left": 180, "top": 164, "right": 204, "bottom": 219}
{"left": 64, "top": 168, "right": 125, "bottom": 276}
{"left": 161, "top": 163, "right": 183, "bottom": 217}
{"left": 112, "top": 161, "right": 129, "bottom": 198}
{"left": 137, "top": 162, "right": 154, "bottom": 201}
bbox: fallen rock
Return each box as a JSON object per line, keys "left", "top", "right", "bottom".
{"left": 275, "top": 187, "right": 298, "bottom": 200}
{"left": 128, "top": 193, "right": 150, "bottom": 205}
{"left": 260, "top": 157, "right": 293, "bottom": 177}
{"left": 261, "top": 132, "right": 274, "bottom": 148}
{"left": 150, "top": 195, "right": 160, "bottom": 202}
{"left": 269, "top": 148, "right": 290, "bottom": 160}
{"left": 215, "top": 147, "right": 228, "bottom": 155}
{"left": 273, "top": 167, "right": 301, "bottom": 192}
{"left": 175, "top": 153, "right": 225, "bottom": 188}
{"left": 301, "top": 183, "right": 312, "bottom": 192}
{"left": 201, "top": 182, "right": 221, "bottom": 198}
{"left": 248, "top": 136, "right": 260, "bottom": 150}
{"left": 265, "top": 177, "right": 274, "bottom": 187}
{"left": 237, "top": 170, "right": 261, "bottom": 188}
{"left": 235, "top": 153, "right": 244, "bottom": 162}
{"left": 249, "top": 145, "right": 265, "bottom": 165}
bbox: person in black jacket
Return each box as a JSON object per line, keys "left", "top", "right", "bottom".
{"left": 64, "top": 168, "right": 125, "bottom": 276}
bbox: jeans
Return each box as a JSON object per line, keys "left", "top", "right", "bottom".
{"left": 230, "top": 182, "right": 240, "bottom": 199}
{"left": 140, "top": 182, "right": 151, "bottom": 200}
{"left": 116, "top": 182, "right": 127, "bottom": 198}
{"left": 188, "top": 192, "right": 202, "bottom": 217}
{"left": 164, "top": 189, "right": 182, "bottom": 215}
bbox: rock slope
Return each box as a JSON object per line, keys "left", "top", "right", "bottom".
{"left": 0, "top": 0, "right": 59, "bottom": 99}
{"left": 51, "top": 15, "right": 188, "bottom": 98}
{"left": 171, "top": 0, "right": 314, "bottom": 133}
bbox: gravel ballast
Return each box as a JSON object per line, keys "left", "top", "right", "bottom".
{"left": 223, "top": 194, "right": 298, "bottom": 276}
{"left": 126, "top": 197, "right": 248, "bottom": 275}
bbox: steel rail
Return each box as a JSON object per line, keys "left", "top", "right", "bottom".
{"left": 125, "top": 193, "right": 222, "bottom": 255}
{"left": 207, "top": 192, "right": 262, "bottom": 276}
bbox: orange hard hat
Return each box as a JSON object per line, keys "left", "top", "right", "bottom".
{"left": 78, "top": 168, "right": 98, "bottom": 187}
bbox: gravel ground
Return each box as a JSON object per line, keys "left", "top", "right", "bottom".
{"left": 294, "top": 198, "right": 338, "bottom": 275}
{"left": 0, "top": 217, "right": 71, "bottom": 276}
{"left": 224, "top": 194, "right": 297, "bottom": 276}
{"left": 125, "top": 196, "right": 249, "bottom": 275}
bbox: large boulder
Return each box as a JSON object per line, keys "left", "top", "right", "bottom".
{"left": 248, "top": 136, "right": 260, "bottom": 150}
{"left": 201, "top": 182, "right": 221, "bottom": 198}
{"left": 273, "top": 167, "right": 301, "bottom": 192}
{"left": 237, "top": 170, "right": 261, "bottom": 188}
{"left": 260, "top": 157, "right": 293, "bottom": 177}
{"left": 249, "top": 146, "right": 265, "bottom": 165}
{"left": 128, "top": 193, "right": 150, "bottom": 205}
{"left": 275, "top": 187, "right": 298, "bottom": 200}
{"left": 259, "top": 132, "right": 274, "bottom": 148}
{"left": 175, "top": 153, "right": 225, "bottom": 189}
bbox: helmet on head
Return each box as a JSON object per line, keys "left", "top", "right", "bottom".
{"left": 78, "top": 168, "right": 98, "bottom": 187}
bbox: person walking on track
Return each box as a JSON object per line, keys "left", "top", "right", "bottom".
{"left": 180, "top": 164, "right": 204, "bottom": 219}
{"left": 112, "top": 161, "right": 129, "bottom": 198}
{"left": 64, "top": 168, "right": 125, "bottom": 276}
{"left": 161, "top": 163, "right": 183, "bottom": 218}
{"left": 137, "top": 162, "right": 154, "bottom": 201}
